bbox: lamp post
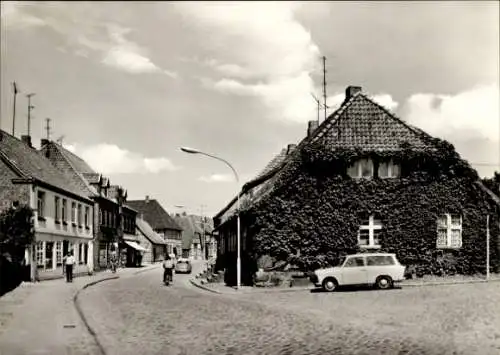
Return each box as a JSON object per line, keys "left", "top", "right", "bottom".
{"left": 180, "top": 147, "right": 241, "bottom": 289}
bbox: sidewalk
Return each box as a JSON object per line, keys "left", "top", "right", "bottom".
{"left": 0, "top": 263, "right": 161, "bottom": 355}
{"left": 190, "top": 272, "right": 500, "bottom": 295}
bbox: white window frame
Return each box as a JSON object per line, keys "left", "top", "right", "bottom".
{"left": 54, "top": 196, "right": 60, "bottom": 221}
{"left": 56, "top": 241, "right": 63, "bottom": 266}
{"left": 36, "top": 241, "right": 44, "bottom": 267}
{"left": 71, "top": 202, "right": 76, "bottom": 223}
{"left": 437, "top": 213, "right": 462, "bottom": 249}
{"left": 77, "top": 204, "right": 82, "bottom": 226}
{"left": 62, "top": 199, "right": 67, "bottom": 222}
{"left": 37, "top": 191, "right": 45, "bottom": 218}
{"left": 348, "top": 158, "right": 374, "bottom": 179}
{"left": 358, "top": 215, "right": 382, "bottom": 249}
{"left": 378, "top": 160, "right": 401, "bottom": 179}
{"left": 84, "top": 207, "right": 90, "bottom": 227}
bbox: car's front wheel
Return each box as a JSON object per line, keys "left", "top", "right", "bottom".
{"left": 376, "top": 276, "right": 393, "bottom": 290}
{"left": 322, "top": 277, "right": 338, "bottom": 292}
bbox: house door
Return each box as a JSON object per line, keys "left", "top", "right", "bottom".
{"left": 63, "top": 240, "right": 69, "bottom": 256}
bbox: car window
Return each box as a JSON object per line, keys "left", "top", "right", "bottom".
{"left": 344, "top": 257, "right": 365, "bottom": 267}
{"left": 366, "top": 255, "right": 395, "bottom": 266}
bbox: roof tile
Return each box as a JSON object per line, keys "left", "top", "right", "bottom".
{"left": 0, "top": 130, "right": 91, "bottom": 200}
{"left": 127, "top": 199, "right": 182, "bottom": 231}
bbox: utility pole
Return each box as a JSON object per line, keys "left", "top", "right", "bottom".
{"left": 115, "top": 187, "right": 127, "bottom": 271}
{"left": 12, "top": 82, "right": 19, "bottom": 136}
{"left": 486, "top": 214, "right": 490, "bottom": 281}
{"left": 45, "top": 118, "right": 51, "bottom": 140}
{"left": 322, "top": 56, "right": 327, "bottom": 122}
{"left": 200, "top": 204, "right": 208, "bottom": 260}
{"left": 26, "top": 93, "right": 36, "bottom": 136}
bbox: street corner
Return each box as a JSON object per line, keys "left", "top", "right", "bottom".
{"left": 189, "top": 278, "right": 224, "bottom": 294}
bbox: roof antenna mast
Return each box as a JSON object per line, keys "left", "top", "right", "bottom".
{"left": 322, "top": 55, "right": 327, "bottom": 122}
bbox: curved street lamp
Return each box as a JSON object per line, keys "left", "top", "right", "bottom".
{"left": 180, "top": 147, "right": 241, "bottom": 289}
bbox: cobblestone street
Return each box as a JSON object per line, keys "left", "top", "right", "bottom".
{"left": 78, "top": 268, "right": 500, "bottom": 355}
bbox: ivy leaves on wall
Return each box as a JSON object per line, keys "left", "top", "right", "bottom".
{"left": 243, "top": 139, "right": 498, "bottom": 274}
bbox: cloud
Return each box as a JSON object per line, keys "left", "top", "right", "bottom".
{"left": 100, "top": 24, "right": 165, "bottom": 75}
{"left": 404, "top": 84, "right": 499, "bottom": 143}
{"left": 3, "top": 3, "right": 178, "bottom": 77}
{"left": 402, "top": 84, "right": 499, "bottom": 177}
{"left": 0, "top": 2, "right": 46, "bottom": 29}
{"left": 198, "top": 174, "right": 235, "bottom": 183}
{"left": 324, "top": 92, "right": 399, "bottom": 115}
{"left": 63, "top": 143, "right": 179, "bottom": 174}
{"left": 176, "top": 2, "right": 320, "bottom": 123}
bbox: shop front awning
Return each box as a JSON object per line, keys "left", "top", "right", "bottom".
{"left": 124, "top": 240, "right": 148, "bottom": 252}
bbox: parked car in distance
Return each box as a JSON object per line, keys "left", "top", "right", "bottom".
{"left": 310, "top": 253, "right": 406, "bottom": 292}
{"left": 175, "top": 258, "right": 192, "bottom": 274}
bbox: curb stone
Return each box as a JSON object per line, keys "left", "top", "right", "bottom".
{"left": 401, "top": 277, "right": 500, "bottom": 287}
{"left": 190, "top": 277, "right": 500, "bottom": 294}
{"left": 189, "top": 279, "right": 314, "bottom": 294}
{"left": 73, "top": 276, "right": 120, "bottom": 355}
{"left": 189, "top": 279, "right": 222, "bottom": 294}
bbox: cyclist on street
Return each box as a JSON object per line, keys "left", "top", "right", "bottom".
{"left": 163, "top": 255, "right": 174, "bottom": 285}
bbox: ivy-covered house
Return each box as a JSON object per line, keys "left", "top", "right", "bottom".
{"left": 213, "top": 86, "right": 500, "bottom": 286}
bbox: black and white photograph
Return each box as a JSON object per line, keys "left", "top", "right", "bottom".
{"left": 1, "top": 1, "right": 499, "bottom": 354}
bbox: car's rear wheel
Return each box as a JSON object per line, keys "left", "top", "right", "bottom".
{"left": 376, "top": 276, "right": 393, "bottom": 290}
{"left": 322, "top": 278, "right": 337, "bottom": 292}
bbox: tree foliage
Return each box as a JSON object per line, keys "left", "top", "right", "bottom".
{"left": 243, "top": 139, "right": 499, "bottom": 275}
{"left": 0, "top": 205, "right": 35, "bottom": 263}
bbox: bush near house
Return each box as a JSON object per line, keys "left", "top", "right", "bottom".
{"left": 244, "top": 140, "right": 500, "bottom": 276}
{"left": 0, "top": 205, "right": 34, "bottom": 296}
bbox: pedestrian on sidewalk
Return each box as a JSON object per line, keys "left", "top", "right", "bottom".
{"left": 65, "top": 252, "right": 75, "bottom": 282}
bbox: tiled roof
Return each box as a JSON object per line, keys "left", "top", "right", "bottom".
{"left": 82, "top": 173, "right": 101, "bottom": 184}
{"left": 214, "top": 147, "right": 292, "bottom": 222}
{"left": 309, "top": 93, "right": 435, "bottom": 151}
{"left": 136, "top": 217, "right": 167, "bottom": 245}
{"left": 253, "top": 148, "right": 288, "bottom": 180}
{"left": 127, "top": 199, "right": 182, "bottom": 231}
{"left": 56, "top": 145, "right": 95, "bottom": 174}
{"left": 40, "top": 142, "right": 98, "bottom": 197}
{"left": 0, "top": 130, "right": 91, "bottom": 200}
{"left": 173, "top": 215, "right": 202, "bottom": 250}
{"left": 215, "top": 87, "right": 440, "bottom": 224}
{"left": 40, "top": 143, "right": 121, "bottom": 205}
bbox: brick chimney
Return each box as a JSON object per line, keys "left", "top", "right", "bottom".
{"left": 21, "top": 135, "right": 32, "bottom": 147}
{"left": 145, "top": 195, "right": 150, "bottom": 203}
{"left": 345, "top": 86, "right": 362, "bottom": 102}
{"left": 286, "top": 144, "right": 297, "bottom": 155}
{"left": 307, "top": 120, "right": 319, "bottom": 138}
{"left": 41, "top": 138, "right": 49, "bottom": 147}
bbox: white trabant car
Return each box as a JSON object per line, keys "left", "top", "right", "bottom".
{"left": 310, "top": 253, "right": 406, "bottom": 292}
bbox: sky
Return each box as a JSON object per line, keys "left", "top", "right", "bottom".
{"left": 1, "top": 1, "right": 499, "bottom": 217}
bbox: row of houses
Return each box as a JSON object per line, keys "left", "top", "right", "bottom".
{"left": 213, "top": 86, "right": 500, "bottom": 286}
{"left": 0, "top": 131, "right": 215, "bottom": 281}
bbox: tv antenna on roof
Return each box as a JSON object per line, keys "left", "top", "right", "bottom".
{"left": 310, "top": 93, "right": 321, "bottom": 124}
{"left": 311, "top": 93, "right": 329, "bottom": 125}
{"left": 322, "top": 56, "right": 327, "bottom": 122}
{"left": 26, "top": 93, "right": 36, "bottom": 136}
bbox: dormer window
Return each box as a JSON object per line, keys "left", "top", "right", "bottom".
{"left": 378, "top": 160, "right": 401, "bottom": 179}
{"left": 347, "top": 158, "right": 374, "bottom": 179}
